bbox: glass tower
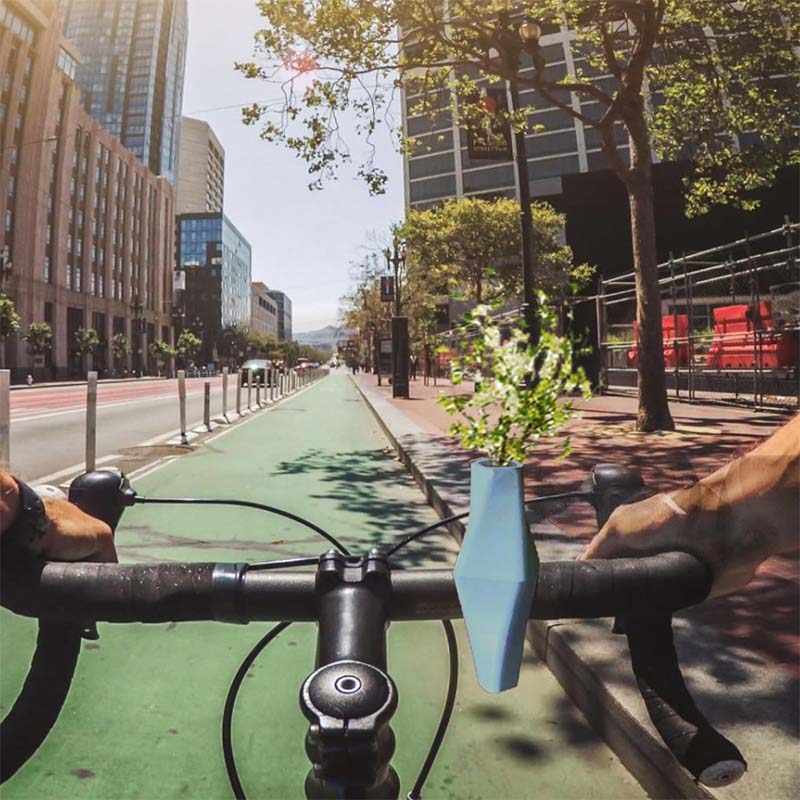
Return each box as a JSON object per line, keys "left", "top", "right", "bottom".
{"left": 59, "top": 0, "right": 188, "bottom": 184}
{"left": 177, "top": 213, "right": 252, "bottom": 363}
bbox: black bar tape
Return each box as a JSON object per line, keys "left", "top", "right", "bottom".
{"left": 532, "top": 553, "right": 711, "bottom": 619}
{"left": 1, "top": 561, "right": 218, "bottom": 623}
{"left": 626, "top": 614, "right": 746, "bottom": 786}
{"left": 0, "top": 621, "right": 82, "bottom": 783}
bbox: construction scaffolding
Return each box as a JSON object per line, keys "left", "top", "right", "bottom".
{"left": 596, "top": 219, "right": 799, "bottom": 409}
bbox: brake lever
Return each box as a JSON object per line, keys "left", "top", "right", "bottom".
{"left": 68, "top": 469, "right": 136, "bottom": 640}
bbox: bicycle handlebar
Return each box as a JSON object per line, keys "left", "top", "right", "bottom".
{"left": 2, "top": 552, "right": 710, "bottom": 624}
{"left": 0, "top": 465, "right": 747, "bottom": 795}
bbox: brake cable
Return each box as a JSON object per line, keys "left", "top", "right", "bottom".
{"left": 388, "top": 490, "right": 590, "bottom": 558}
{"left": 133, "top": 496, "right": 351, "bottom": 556}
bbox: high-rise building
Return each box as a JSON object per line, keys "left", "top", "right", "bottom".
{"left": 267, "top": 290, "right": 292, "bottom": 342}
{"left": 176, "top": 116, "right": 224, "bottom": 214}
{"left": 1, "top": 0, "right": 175, "bottom": 380}
{"left": 59, "top": 0, "right": 188, "bottom": 184}
{"left": 176, "top": 212, "right": 251, "bottom": 365}
{"left": 250, "top": 281, "right": 278, "bottom": 340}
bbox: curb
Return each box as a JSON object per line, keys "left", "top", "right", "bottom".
{"left": 352, "top": 376, "right": 715, "bottom": 800}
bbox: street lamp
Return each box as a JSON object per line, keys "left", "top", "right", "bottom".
{"left": 385, "top": 241, "right": 409, "bottom": 399}
{"left": 495, "top": 10, "right": 543, "bottom": 347}
{"left": 130, "top": 294, "right": 144, "bottom": 377}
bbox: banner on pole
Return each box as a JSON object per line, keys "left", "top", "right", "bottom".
{"left": 466, "top": 88, "right": 513, "bottom": 161}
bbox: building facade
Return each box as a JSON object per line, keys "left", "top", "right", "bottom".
{"left": 266, "top": 289, "right": 291, "bottom": 342}
{"left": 250, "top": 281, "right": 278, "bottom": 340}
{"left": 176, "top": 116, "right": 224, "bottom": 215}
{"left": 176, "top": 212, "right": 251, "bottom": 365}
{"left": 1, "top": 0, "right": 175, "bottom": 380}
{"left": 59, "top": 0, "right": 188, "bottom": 184}
{"left": 403, "top": 19, "right": 612, "bottom": 211}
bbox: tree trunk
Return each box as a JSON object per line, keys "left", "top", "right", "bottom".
{"left": 625, "top": 126, "right": 674, "bottom": 431}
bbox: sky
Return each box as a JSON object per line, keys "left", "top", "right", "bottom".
{"left": 181, "top": 0, "right": 404, "bottom": 333}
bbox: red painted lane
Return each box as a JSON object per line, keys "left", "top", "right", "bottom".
{"left": 10, "top": 377, "right": 223, "bottom": 417}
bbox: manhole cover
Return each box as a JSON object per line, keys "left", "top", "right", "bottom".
{"left": 118, "top": 445, "right": 193, "bottom": 458}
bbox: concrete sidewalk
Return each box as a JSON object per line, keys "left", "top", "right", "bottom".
{"left": 353, "top": 373, "right": 799, "bottom": 800}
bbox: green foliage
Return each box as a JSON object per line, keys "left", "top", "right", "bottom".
{"left": 149, "top": 340, "right": 176, "bottom": 360}
{"left": 438, "top": 298, "right": 591, "bottom": 466}
{"left": 111, "top": 333, "right": 130, "bottom": 359}
{"left": 240, "top": 0, "right": 798, "bottom": 213}
{"left": 176, "top": 331, "right": 202, "bottom": 361}
{"left": 74, "top": 327, "right": 100, "bottom": 355}
{"left": 220, "top": 323, "right": 253, "bottom": 359}
{"left": 400, "top": 197, "right": 593, "bottom": 306}
{"left": 23, "top": 322, "right": 52, "bottom": 354}
{"left": 0, "top": 293, "right": 20, "bottom": 341}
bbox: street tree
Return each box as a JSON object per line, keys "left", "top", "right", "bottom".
{"left": 149, "top": 340, "right": 176, "bottom": 376}
{"left": 23, "top": 323, "right": 53, "bottom": 362}
{"left": 111, "top": 333, "right": 130, "bottom": 373}
{"left": 400, "top": 197, "right": 593, "bottom": 306}
{"left": 175, "top": 331, "right": 202, "bottom": 366}
{"left": 220, "top": 323, "right": 253, "bottom": 363}
{"left": 240, "top": 0, "right": 798, "bottom": 430}
{"left": 74, "top": 327, "right": 100, "bottom": 375}
{"left": 0, "top": 293, "right": 20, "bottom": 368}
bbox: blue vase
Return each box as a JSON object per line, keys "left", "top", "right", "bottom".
{"left": 454, "top": 458, "right": 539, "bottom": 693}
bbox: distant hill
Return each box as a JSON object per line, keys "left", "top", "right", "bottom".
{"left": 295, "top": 325, "right": 350, "bottom": 352}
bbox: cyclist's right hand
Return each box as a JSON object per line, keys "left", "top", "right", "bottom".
{"left": 579, "top": 489, "right": 766, "bottom": 598}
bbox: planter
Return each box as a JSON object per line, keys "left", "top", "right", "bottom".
{"left": 453, "top": 458, "right": 539, "bottom": 693}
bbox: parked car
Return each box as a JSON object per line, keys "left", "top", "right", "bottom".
{"left": 240, "top": 359, "right": 273, "bottom": 386}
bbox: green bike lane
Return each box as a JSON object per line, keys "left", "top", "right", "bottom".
{"left": 1, "top": 374, "right": 644, "bottom": 800}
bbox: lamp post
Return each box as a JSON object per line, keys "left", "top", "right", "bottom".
{"left": 130, "top": 294, "right": 144, "bottom": 377}
{"left": 496, "top": 12, "right": 543, "bottom": 347}
{"left": 385, "top": 241, "right": 409, "bottom": 399}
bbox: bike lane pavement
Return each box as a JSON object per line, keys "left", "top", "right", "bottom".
{"left": 1, "top": 373, "right": 644, "bottom": 800}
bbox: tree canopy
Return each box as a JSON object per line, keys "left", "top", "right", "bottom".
{"left": 240, "top": 0, "right": 798, "bottom": 213}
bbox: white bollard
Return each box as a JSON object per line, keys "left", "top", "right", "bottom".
{"left": 178, "top": 370, "right": 188, "bottom": 444}
{"left": 204, "top": 381, "right": 211, "bottom": 431}
{"left": 280, "top": 373, "right": 284, "bottom": 397}
{"left": 222, "top": 366, "right": 229, "bottom": 420}
{"left": 255, "top": 374, "right": 261, "bottom": 408}
{"left": 247, "top": 368, "right": 253, "bottom": 410}
{"left": 271, "top": 369, "right": 276, "bottom": 402}
{"left": 85, "top": 371, "right": 98, "bottom": 471}
{"left": 235, "top": 369, "right": 242, "bottom": 416}
{"left": 0, "top": 369, "right": 10, "bottom": 470}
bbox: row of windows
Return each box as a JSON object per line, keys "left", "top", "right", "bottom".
{"left": 1, "top": 8, "right": 35, "bottom": 45}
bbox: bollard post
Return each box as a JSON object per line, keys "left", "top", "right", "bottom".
{"left": 204, "top": 381, "right": 211, "bottom": 431}
{"left": 255, "top": 374, "right": 261, "bottom": 408}
{"left": 235, "top": 369, "right": 242, "bottom": 416}
{"left": 85, "top": 371, "right": 98, "bottom": 471}
{"left": 178, "top": 370, "right": 188, "bottom": 444}
{"left": 280, "top": 373, "right": 284, "bottom": 397}
{"left": 247, "top": 368, "right": 253, "bottom": 410}
{"left": 0, "top": 369, "right": 10, "bottom": 470}
{"left": 222, "top": 367, "right": 229, "bottom": 420}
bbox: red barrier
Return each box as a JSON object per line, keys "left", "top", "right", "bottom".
{"left": 627, "top": 315, "right": 689, "bottom": 368}
{"left": 705, "top": 302, "right": 799, "bottom": 369}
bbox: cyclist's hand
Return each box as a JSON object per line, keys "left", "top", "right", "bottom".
{"left": 38, "top": 498, "right": 117, "bottom": 563}
{"left": 578, "top": 491, "right": 762, "bottom": 598}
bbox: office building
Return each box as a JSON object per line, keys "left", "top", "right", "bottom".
{"left": 59, "top": 0, "right": 188, "bottom": 183}
{"left": 250, "top": 281, "right": 278, "bottom": 339}
{"left": 176, "top": 212, "right": 251, "bottom": 365}
{"left": 1, "top": 0, "right": 175, "bottom": 380}
{"left": 267, "top": 289, "right": 292, "bottom": 342}
{"left": 176, "top": 116, "right": 224, "bottom": 214}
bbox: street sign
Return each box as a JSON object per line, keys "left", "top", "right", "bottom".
{"left": 380, "top": 276, "right": 395, "bottom": 302}
{"left": 466, "top": 88, "right": 513, "bottom": 161}
{"left": 173, "top": 270, "right": 186, "bottom": 291}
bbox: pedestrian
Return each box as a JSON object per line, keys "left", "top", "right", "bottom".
{"left": 409, "top": 353, "right": 418, "bottom": 381}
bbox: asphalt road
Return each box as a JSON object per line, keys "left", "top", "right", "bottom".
{"left": 7, "top": 377, "right": 236, "bottom": 481}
